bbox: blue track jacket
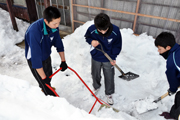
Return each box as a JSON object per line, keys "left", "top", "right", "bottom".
{"left": 166, "top": 43, "right": 180, "bottom": 92}
{"left": 85, "top": 24, "right": 122, "bottom": 62}
{"left": 25, "top": 18, "right": 64, "bottom": 69}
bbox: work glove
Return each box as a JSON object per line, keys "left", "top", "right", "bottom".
{"left": 42, "top": 76, "right": 51, "bottom": 85}
{"left": 159, "top": 112, "right": 174, "bottom": 119}
{"left": 60, "top": 61, "right": 68, "bottom": 71}
{"left": 168, "top": 89, "right": 175, "bottom": 96}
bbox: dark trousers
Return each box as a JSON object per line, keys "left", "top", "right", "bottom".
{"left": 91, "top": 59, "right": 115, "bottom": 95}
{"left": 27, "top": 57, "right": 56, "bottom": 96}
{"left": 170, "top": 91, "right": 180, "bottom": 120}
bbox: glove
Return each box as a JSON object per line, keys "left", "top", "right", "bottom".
{"left": 42, "top": 76, "right": 51, "bottom": 85}
{"left": 159, "top": 112, "right": 174, "bottom": 119}
{"left": 168, "top": 89, "right": 175, "bottom": 96}
{"left": 60, "top": 61, "right": 68, "bottom": 71}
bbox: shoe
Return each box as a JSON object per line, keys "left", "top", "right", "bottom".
{"left": 106, "top": 95, "right": 114, "bottom": 105}
{"left": 51, "top": 87, "right": 56, "bottom": 90}
{"left": 41, "top": 86, "right": 56, "bottom": 92}
{"left": 91, "top": 88, "right": 100, "bottom": 96}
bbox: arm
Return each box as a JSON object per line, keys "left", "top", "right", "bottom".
{"left": 59, "top": 52, "right": 66, "bottom": 61}
{"left": 59, "top": 51, "right": 68, "bottom": 71}
{"left": 91, "top": 40, "right": 99, "bottom": 47}
{"left": 166, "top": 53, "right": 180, "bottom": 93}
{"left": 85, "top": 28, "right": 93, "bottom": 45}
{"left": 36, "top": 68, "right": 46, "bottom": 79}
{"left": 52, "top": 32, "right": 67, "bottom": 71}
{"left": 85, "top": 27, "right": 99, "bottom": 47}
{"left": 166, "top": 67, "right": 180, "bottom": 93}
{"left": 111, "top": 29, "right": 122, "bottom": 55}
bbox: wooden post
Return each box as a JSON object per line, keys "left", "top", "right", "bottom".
{"left": 6, "top": 0, "right": 18, "bottom": 31}
{"left": 175, "top": 28, "right": 180, "bottom": 44}
{"left": 101, "top": 0, "right": 104, "bottom": 13}
{"left": 26, "top": 0, "right": 38, "bottom": 23}
{"left": 71, "top": 0, "right": 75, "bottom": 32}
{"left": 44, "top": 0, "right": 50, "bottom": 8}
{"left": 133, "top": 0, "right": 141, "bottom": 32}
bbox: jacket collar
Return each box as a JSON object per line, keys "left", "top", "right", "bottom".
{"left": 95, "top": 23, "right": 113, "bottom": 37}
{"left": 169, "top": 43, "right": 179, "bottom": 54}
{"left": 43, "top": 21, "right": 57, "bottom": 35}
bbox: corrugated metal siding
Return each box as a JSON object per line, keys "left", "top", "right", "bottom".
{"left": 137, "top": 0, "right": 180, "bottom": 38}
{"left": 71, "top": 0, "right": 180, "bottom": 42}
{"left": 35, "top": 0, "right": 71, "bottom": 27}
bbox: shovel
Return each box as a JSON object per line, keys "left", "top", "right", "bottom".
{"left": 95, "top": 43, "right": 139, "bottom": 81}
{"left": 153, "top": 92, "right": 168, "bottom": 103}
{"left": 136, "top": 87, "right": 180, "bottom": 114}
{"left": 135, "top": 90, "right": 178, "bottom": 114}
{"left": 50, "top": 66, "right": 120, "bottom": 114}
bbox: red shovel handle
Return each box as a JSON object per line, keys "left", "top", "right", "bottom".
{"left": 49, "top": 67, "right": 62, "bottom": 78}
{"left": 50, "top": 66, "right": 105, "bottom": 105}
{"left": 45, "top": 84, "right": 59, "bottom": 97}
{"left": 67, "top": 67, "right": 103, "bottom": 105}
{"left": 49, "top": 66, "right": 113, "bottom": 113}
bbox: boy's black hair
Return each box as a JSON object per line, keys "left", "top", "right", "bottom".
{"left": 94, "top": 13, "right": 111, "bottom": 30}
{"left": 43, "top": 6, "right": 61, "bottom": 23}
{"left": 155, "top": 32, "right": 176, "bottom": 48}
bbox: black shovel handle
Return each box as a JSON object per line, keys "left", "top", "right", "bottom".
{"left": 95, "top": 42, "right": 125, "bottom": 75}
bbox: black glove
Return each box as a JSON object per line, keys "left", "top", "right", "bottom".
{"left": 42, "top": 76, "right": 51, "bottom": 85}
{"left": 60, "top": 61, "right": 68, "bottom": 71}
{"left": 159, "top": 112, "right": 174, "bottom": 119}
{"left": 168, "top": 89, "right": 175, "bottom": 96}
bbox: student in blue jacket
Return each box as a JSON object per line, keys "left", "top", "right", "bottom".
{"left": 155, "top": 32, "right": 180, "bottom": 119}
{"left": 85, "top": 13, "right": 122, "bottom": 105}
{"left": 25, "top": 6, "right": 68, "bottom": 96}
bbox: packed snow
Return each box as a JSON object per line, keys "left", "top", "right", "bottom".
{"left": 0, "top": 8, "right": 176, "bottom": 120}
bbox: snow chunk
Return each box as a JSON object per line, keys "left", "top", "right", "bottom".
{"left": 133, "top": 95, "right": 158, "bottom": 114}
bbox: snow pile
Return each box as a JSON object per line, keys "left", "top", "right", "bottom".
{"left": 0, "top": 74, "right": 136, "bottom": 120}
{"left": 0, "top": 8, "right": 29, "bottom": 56}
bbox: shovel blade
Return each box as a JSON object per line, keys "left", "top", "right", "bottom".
{"left": 98, "top": 104, "right": 120, "bottom": 112}
{"left": 119, "top": 72, "right": 139, "bottom": 81}
{"left": 134, "top": 96, "right": 159, "bottom": 114}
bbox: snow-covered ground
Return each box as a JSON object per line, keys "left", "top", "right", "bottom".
{"left": 0, "top": 8, "right": 175, "bottom": 120}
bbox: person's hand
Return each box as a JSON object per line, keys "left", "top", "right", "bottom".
{"left": 91, "top": 40, "right": 99, "bottom": 47}
{"left": 168, "top": 89, "right": 175, "bottom": 96}
{"left": 159, "top": 112, "right": 174, "bottom": 119}
{"left": 42, "top": 76, "right": 51, "bottom": 85}
{"left": 60, "top": 61, "right": 68, "bottom": 71}
{"left": 110, "top": 60, "right": 116, "bottom": 66}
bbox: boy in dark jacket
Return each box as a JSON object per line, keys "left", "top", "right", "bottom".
{"left": 85, "top": 13, "right": 122, "bottom": 105}
{"left": 25, "top": 6, "right": 68, "bottom": 96}
{"left": 155, "top": 32, "right": 180, "bottom": 119}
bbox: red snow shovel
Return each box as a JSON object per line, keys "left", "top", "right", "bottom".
{"left": 50, "top": 66, "right": 120, "bottom": 113}
{"left": 95, "top": 43, "right": 139, "bottom": 81}
{"left": 43, "top": 68, "right": 63, "bottom": 97}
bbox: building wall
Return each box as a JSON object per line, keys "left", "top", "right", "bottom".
{"left": 71, "top": 0, "right": 180, "bottom": 42}
{"left": 0, "top": 0, "right": 26, "bottom": 7}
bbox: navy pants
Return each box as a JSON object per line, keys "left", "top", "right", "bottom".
{"left": 170, "top": 91, "right": 180, "bottom": 120}
{"left": 27, "top": 57, "right": 56, "bottom": 96}
{"left": 91, "top": 59, "right": 115, "bottom": 95}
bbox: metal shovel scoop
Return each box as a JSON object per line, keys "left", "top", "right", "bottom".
{"left": 95, "top": 43, "right": 139, "bottom": 81}
{"left": 135, "top": 92, "right": 169, "bottom": 114}
{"left": 114, "top": 64, "right": 139, "bottom": 81}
